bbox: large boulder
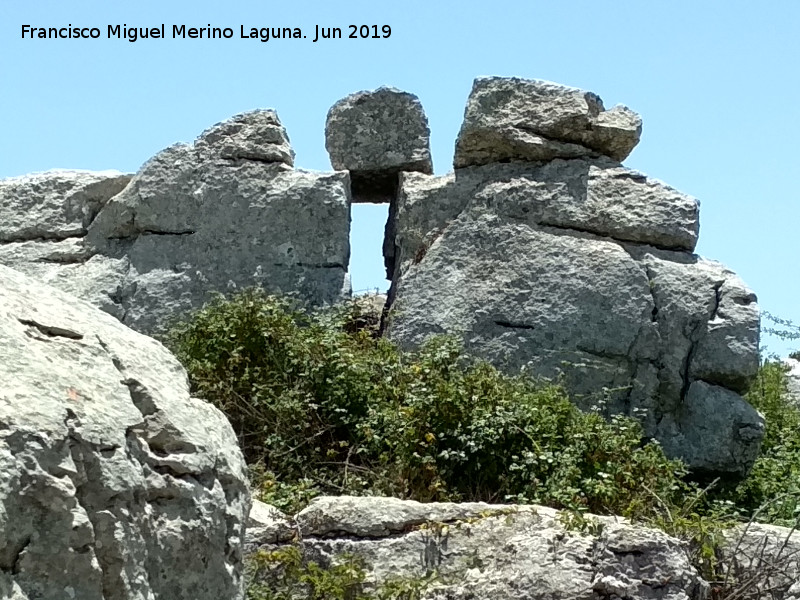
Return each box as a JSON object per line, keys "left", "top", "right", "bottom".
{"left": 384, "top": 162, "right": 761, "bottom": 477}
{"left": 325, "top": 87, "right": 432, "bottom": 203}
{"left": 454, "top": 77, "right": 642, "bottom": 167}
{"left": 0, "top": 110, "right": 352, "bottom": 336}
{"left": 246, "top": 496, "right": 709, "bottom": 600}
{"left": 0, "top": 264, "right": 250, "bottom": 600}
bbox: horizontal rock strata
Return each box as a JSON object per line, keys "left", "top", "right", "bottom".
{"left": 385, "top": 78, "right": 761, "bottom": 477}
{"left": 455, "top": 76, "right": 642, "bottom": 167}
{"left": 0, "top": 111, "right": 352, "bottom": 336}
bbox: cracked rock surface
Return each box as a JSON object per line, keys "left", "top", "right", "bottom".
{"left": 0, "top": 111, "right": 352, "bottom": 336}
{"left": 0, "top": 171, "right": 133, "bottom": 318}
{"left": 246, "top": 496, "right": 709, "bottom": 600}
{"left": 0, "top": 264, "right": 250, "bottom": 600}
{"left": 454, "top": 77, "right": 642, "bottom": 167}
{"left": 385, "top": 85, "right": 761, "bottom": 477}
{"left": 325, "top": 87, "right": 432, "bottom": 203}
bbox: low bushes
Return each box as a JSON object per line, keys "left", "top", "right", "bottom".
{"left": 166, "top": 289, "right": 691, "bottom": 518}
{"left": 166, "top": 290, "right": 800, "bottom": 596}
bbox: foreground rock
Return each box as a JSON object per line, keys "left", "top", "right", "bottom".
{"left": 719, "top": 522, "right": 800, "bottom": 600}
{"left": 246, "top": 496, "right": 709, "bottom": 600}
{"left": 454, "top": 77, "right": 642, "bottom": 167}
{"left": 325, "top": 87, "right": 432, "bottom": 203}
{"left": 0, "top": 111, "right": 352, "bottom": 336}
{"left": 0, "top": 264, "right": 250, "bottom": 600}
{"left": 385, "top": 81, "right": 761, "bottom": 477}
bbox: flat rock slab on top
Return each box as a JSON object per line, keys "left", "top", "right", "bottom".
{"left": 325, "top": 87, "right": 432, "bottom": 202}
{"left": 455, "top": 76, "right": 642, "bottom": 167}
{"left": 0, "top": 170, "right": 131, "bottom": 243}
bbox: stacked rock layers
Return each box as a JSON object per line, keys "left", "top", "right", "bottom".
{"left": 0, "top": 110, "right": 351, "bottom": 336}
{"left": 0, "top": 77, "right": 762, "bottom": 477}
{"left": 324, "top": 78, "right": 762, "bottom": 478}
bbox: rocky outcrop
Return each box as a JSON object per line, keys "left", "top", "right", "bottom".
{"left": 0, "top": 170, "right": 133, "bottom": 318}
{"left": 245, "top": 496, "right": 800, "bottom": 600}
{"left": 0, "top": 264, "right": 250, "bottom": 600}
{"left": 384, "top": 77, "right": 761, "bottom": 477}
{"left": 246, "top": 496, "right": 710, "bottom": 600}
{"left": 1, "top": 78, "right": 763, "bottom": 477}
{"left": 325, "top": 87, "right": 432, "bottom": 203}
{"left": 454, "top": 77, "right": 642, "bottom": 167}
{"left": 0, "top": 110, "right": 352, "bottom": 336}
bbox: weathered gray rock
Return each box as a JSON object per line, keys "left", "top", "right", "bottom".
{"left": 0, "top": 169, "right": 131, "bottom": 243}
{"left": 0, "top": 111, "right": 352, "bottom": 336}
{"left": 392, "top": 160, "right": 700, "bottom": 260}
{"left": 325, "top": 87, "right": 432, "bottom": 203}
{"left": 86, "top": 144, "right": 351, "bottom": 334}
{"left": 385, "top": 163, "right": 761, "bottom": 476}
{"left": 0, "top": 264, "right": 250, "bottom": 600}
{"left": 454, "top": 77, "right": 642, "bottom": 167}
{"left": 247, "top": 496, "right": 709, "bottom": 599}
{"left": 194, "top": 109, "right": 295, "bottom": 166}
{"left": 246, "top": 500, "right": 295, "bottom": 547}
{"left": 657, "top": 381, "right": 764, "bottom": 476}
{"left": 0, "top": 171, "right": 133, "bottom": 321}
{"left": 719, "top": 522, "right": 800, "bottom": 600}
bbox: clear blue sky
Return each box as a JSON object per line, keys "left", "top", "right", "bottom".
{"left": 2, "top": 0, "right": 798, "bottom": 356}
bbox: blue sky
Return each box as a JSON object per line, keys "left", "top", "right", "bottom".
{"left": 2, "top": 0, "right": 798, "bottom": 356}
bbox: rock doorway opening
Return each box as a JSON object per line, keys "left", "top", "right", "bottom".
{"left": 349, "top": 202, "right": 391, "bottom": 293}
{"left": 324, "top": 86, "right": 433, "bottom": 298}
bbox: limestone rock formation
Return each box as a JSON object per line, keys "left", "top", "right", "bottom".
{"left": 0, "top": 170, "right": 133, "bottom": 317}
{"left": 325, "top": 87, "right": 432, "bottom": 203}
{"left": 385, "top": 79, "right": 761, "bottom": 477}
{"left": 246, "top": 496, "right": 709, "bottom": 600}
{"left": 719, "top": 522, "right": 800, "bottom": 600}
{"left": 0, "top": 110, "right": 352, "bottom": 336}
{"left": 0, "top": 78, "right": 764, "bottom": 478}
{"left": 454, "top": 77, "right": 642, "bottom": 167}
{"left": 0, "top": 264, "right": 250, "bottom": 600}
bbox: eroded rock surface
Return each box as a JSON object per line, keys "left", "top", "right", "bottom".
{"left": 719, "top": 522, "right": 800, "bottom": 600}
{"left": 0, "top": 111, "right": 352, "bottom": 336}
{"left": 385, "top": 81, "right": 761, "bottom": 477}
{"left": 325, "top": 87, "right": 432, "bottom": 203}
{"left": 247, "top": 496, "right": 709, "bottom": 600}
{"left": 0, "top": 170, "right": 133, "bottom": 317}
{"left": 454, "top": 77, "right": 642, "bottom": 167}
{"left": 0, "top": 264, "right": 250, "bottom": 600}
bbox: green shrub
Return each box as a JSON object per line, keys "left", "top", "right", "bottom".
{"left": 722, "top": 361, "right": 800, "bottom": 524}
{"left": 245, "top": 546, "right": 369, "bottom": 600}
{"left": 167, "top": 289, "right": 691, "bottom": 518}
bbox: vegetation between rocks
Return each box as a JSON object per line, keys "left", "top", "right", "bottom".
{"left": 166, "top": 289, "right": 800, "bottom": 595}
